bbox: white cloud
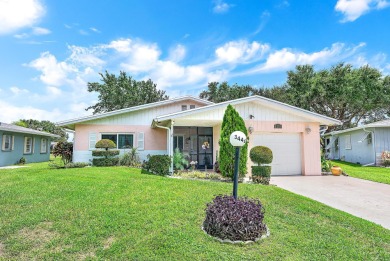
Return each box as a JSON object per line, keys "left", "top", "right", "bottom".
{"left": 10, "top": 86, "right": 29, "bottom": 95}
{"left": 46, "top": 86, "right": 62, "bottom": 96}
{"left": 168, "top": 44, "right": 186, "bottom": 62}
{"left": 32, "top": 26, "right": 50, "bottom": 35}
{"left": 215, "top": 40, "right": 270, "bottom": 63}
{"left": 212, "top": 0, "right": 233, "bottom": 14}
{"left": 0, "top": 0, "right": 45, "bottom": 35}
{"left": 68, "top": 45, "right": 105, "bottom": 67}
{"left": 335, "top": 0, "right": 390, "bottom": 22}
{"left": 90, "top": 27, "right": 101, "bottom": 33}
{"left": 28, "top": 51, "right": 77, "bottom": 86}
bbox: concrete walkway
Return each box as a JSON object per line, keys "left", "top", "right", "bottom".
{"left": 271, "top": 176, "right": 390, "bottom": 230}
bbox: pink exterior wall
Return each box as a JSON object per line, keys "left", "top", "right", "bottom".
{"left": 212, "top": 121, "right": 321, "bottom": 177}
{"left": 74, "top": 124, "right": 167, "bottom": 150}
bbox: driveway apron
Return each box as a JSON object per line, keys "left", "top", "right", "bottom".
{"left": 271, "top": 176, "right": 390, "bottom": 230}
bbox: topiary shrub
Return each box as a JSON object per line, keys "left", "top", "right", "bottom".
{"left": 95, "top": 139, "right": 116, "bottom": 150}
{"left": 142, "top": 154, "right": 171, "bottom": 176}
{"left": 250, "top": 146, "right": 273, "bottom": 185}
{"left": 92, "top": 158, "right": 119, "bottom": 167}
{"left": 203, "top": 195, "right": 267, "bottom": 242}
{"left": 92, "top": 150, "right": 120, "bottom": 158}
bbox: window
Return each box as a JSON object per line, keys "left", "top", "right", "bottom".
{"left": 181, "top": 105, "right": 188, "bottom": 111}
{"left": 2, "top": 134, "right": 12, "bottom": 151}
{"left": 367, "top": 133, "right": 372, "bottom": 144}
{"left": 190, "top": 105, "right": 195, "bottom": 109}
{"left": 173, "top": 135, "right": 184, "bottom": 151}
{"left": 335, "top": 138, "right": 339, "bottom": 151}
{"left": 101, "top": 134, "right": 134, "bottom": 149}
{"left": 41, "top": 138, "right": 47, "bottom": 153}
{"left": 24, "top": 137, "right": 33, "bottom": 154}
{"left": 274, "top": 123, "right": 282, "bottom": 129}
{"left": 345, "top": 135, "right": 352, "bottom": 150}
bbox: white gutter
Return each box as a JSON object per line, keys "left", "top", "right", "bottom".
{"left": 320, "top": 125, "right": 328, "bottom": 136}
{"left": 154, "top": 120, "right": 174, "bottom": 174}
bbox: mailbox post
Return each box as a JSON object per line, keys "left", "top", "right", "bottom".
{"left": 229, "top": 131, "right": 247, "bottom": 199}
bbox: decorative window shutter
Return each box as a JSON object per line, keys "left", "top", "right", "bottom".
{"left": 137, "top": 132, "right": 145, "bottom": 150}
{"left": 89, "top": 133, "right": 97, "bottom": 150}
{"left": 11, "top": 136, "right": 14, "bottom": 150}
{"left": 32, "top": 138, "right": 35, "bottom": 153}
{"left": 1, "top": 135, "right": 4, "bottom": 150}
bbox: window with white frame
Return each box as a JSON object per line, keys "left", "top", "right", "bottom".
{"left": 41, "top": 138, "right": 47, "bottom": 153}
{"left": 2, "top": 134, "right": 12, "bottom": 151}
{"left": 101, "top": 133, "right": 134, "bottom": 149}
{"left": 190, "top": 105, "right": 195, "bottom": 109}
{"left": 345, "top": 135, "right": 352, "bottom": 150}
{"left": 24, "top": 137, "right": 33, "bottom": 154}
{"left": 173, "top": 135, "right": 184, "bottom": 151}
{"left": 181, "top": 105, "right": 188, "bottom": 111}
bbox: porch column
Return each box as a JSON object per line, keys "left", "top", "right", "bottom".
{"left": 169, "top": 120, "right": 174, "bottom": 174}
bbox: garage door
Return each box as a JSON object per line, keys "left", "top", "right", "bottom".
{"left": 252, "top": 133, "right": 302, "bottom": 176}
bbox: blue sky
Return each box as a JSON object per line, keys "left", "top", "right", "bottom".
{"left": 0, "top": 0, "right": 389, "bottom": 123}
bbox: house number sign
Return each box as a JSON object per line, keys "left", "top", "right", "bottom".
{"left": 229, "top": 131, "right": 247, "bottom": 147}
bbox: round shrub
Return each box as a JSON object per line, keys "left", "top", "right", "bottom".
{"left": 250, "top": 146, "right": 273, "bottom": 165}
{"left": 251, "top": 166, "right": 271, "bottom": 185}
{"left": 92, "top": 150, "right": 120, "bottom": 157}
{"left": 203, "top": 195, "right": 267, "bottom": 242}
{"left": 95, "top": 139, "right": 116, "bottom": 150}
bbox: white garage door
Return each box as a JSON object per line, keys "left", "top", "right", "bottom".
{"left": 252, "top": 133, "right": 302, "bottom": 176}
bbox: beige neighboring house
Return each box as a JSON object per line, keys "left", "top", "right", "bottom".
{"left": 58, "top": 95, "right": 341, "bottom": 176}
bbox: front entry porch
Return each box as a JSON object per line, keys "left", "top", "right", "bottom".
{"left": 173, "top": 126, "right": 214, "bottom": 170}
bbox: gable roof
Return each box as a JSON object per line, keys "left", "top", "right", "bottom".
{"left": 0, "top": 122, "right": 60, "bottom": 138}
{"left": 325, "top": 119, "right": 390, "bottom": 136}
{"left": 153, "top": 95, "right": 341, "bottom": 126}
{"left": 57, "top": 96, "right": 213, "bottom": 128}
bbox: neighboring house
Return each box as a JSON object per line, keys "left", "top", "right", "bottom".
{"left": 324, "top": 119, "right": 390, "bottom": 166}
{"left": 0, "top": 122, "right": 59, "bottom": 167}
{"left": 57, "top": 95, "right": 340, "bottom": 176}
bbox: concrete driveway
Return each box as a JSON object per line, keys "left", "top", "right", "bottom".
{"left": 271, "top": 176, "right": 390, "bottom": 230}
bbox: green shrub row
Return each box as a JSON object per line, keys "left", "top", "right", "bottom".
{"left": 92, "top": 158, "right": 119, "bottom": 167}
{"left": 92, "top": 150, "right": 120, "bottom": 157}
{"left": 143, "top": 154, "right": 171, "bottom": 176}
{"left": 251, "top": 166, "right": 271, "bottom": 185}
{"left": 65, "top": 162, "right": 90, "bottom": 168}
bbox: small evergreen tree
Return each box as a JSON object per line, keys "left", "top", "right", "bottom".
{"left": 219, "top": 105, "right": 248, "bottom": 179}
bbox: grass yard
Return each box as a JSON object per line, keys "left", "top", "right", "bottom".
{"left": 332, "top": 160, "right": 390, "bottom": 185}
{"left": 0, "top": 162, "right": 389, "bottom": 260}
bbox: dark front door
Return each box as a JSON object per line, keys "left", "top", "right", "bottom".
{"left": 198, "top": 135, "right": 213, "bottom": 170}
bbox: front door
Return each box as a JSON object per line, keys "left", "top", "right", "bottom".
{"left": 198, "top": 135, "right": 213, "bottom": 170}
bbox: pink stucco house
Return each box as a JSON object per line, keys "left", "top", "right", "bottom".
{"left": 58, "top": 95, "right": 340, "bottom": 176}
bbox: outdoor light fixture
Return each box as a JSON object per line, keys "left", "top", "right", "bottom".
{"left": 305, "top": 127, "right": 312, "bottom": 134}
{"left": 248, "top": 126, "right": 254, "bottom": 134}
{"left": 249, "top": 114, "right": 255, "bottom": 119}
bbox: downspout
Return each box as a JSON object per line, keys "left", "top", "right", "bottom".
{"left": 362, "top": 127, "right": 376, "bottom": 166}
{"left": 154, "top": 120, "right": 174, "bottom": 174}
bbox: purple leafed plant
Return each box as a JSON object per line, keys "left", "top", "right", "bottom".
{"left": 203, "top": 195, "right": 267, "bottom": 241}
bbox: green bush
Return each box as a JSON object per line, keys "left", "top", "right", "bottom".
{"left": 65, "top": 162, "right": 90, "bottom": 168}
{"left": 92, "top": 150, "right": 120, "bottom": 158}
{"left": 143, "top": 154, "right": 171, "bottom": 176}
{"left": 119, "top": 147, "right": 141, "bottom": 167}
{"left": 383, "top": 159, "right": 390, "bottom": 167}
{"left": 251, "top": 166, "right": 271, "bottom": 185}
{"left": 95, "top": 139, "right": 116, "bottom": 150}
{"left": 92, "top": 158, "right": 119, "bottom": 167}
{"left": 250, "top": 146, "right": 273, "bottom": 165}
{"left": 52, "top": 141, "right": 73, "bottom": 164}
{"left": 19, "top": 157, "right": 26, "bottom": 165}
{"left": 173, "top": 148, "right": 188, "bottom": 171}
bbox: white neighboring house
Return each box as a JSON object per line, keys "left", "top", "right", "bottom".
{"left": 324, "top": 120, "right": 390, "bottom": 166}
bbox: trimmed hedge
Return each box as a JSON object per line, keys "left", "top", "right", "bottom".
{"left": 92, "top": 158, "right": 119, "bottom": 167}
{"left": 251, "top": 166, "right": 271, "bottom": 185}
{"left": 143, "top": 154, "right": 171, "bottom": 176}
{"left": 250, "top": 146, "right": 273, "bottom": 165}
{"left": 95, "top": 139, "right": 116, "bottom": 150}
{"left": 92, "top": 150, "right": 120, "bottom": 157}
{"left": 65, "top": 162, "right": 90, "bottom": 168}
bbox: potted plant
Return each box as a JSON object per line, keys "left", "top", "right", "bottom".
{"left": 331, "top": 166, "right": 342, "bottom": 176}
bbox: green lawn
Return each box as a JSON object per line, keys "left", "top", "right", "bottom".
{"left": 331, "top": 160, "right": 390, "bottom": 185}
{"left": 0, "top": 162, "right": 389, "bottom": 260}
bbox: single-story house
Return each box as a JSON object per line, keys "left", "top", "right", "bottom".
{"left": 0, "top": 122, "right": 59, "bottom": 167}
{"left": 324, "top": 119, "right": 390, "bottom": 166}
{"left": 57, "top": 95, "right": 340, "bottom": 176}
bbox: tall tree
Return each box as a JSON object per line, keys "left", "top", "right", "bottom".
{"left": 86, "top": 71, "right": 169, "bottom": 114}
{"left": 12, "top": 119, "right": 68, "bottom": 142}
{"left": 219, "top": 105, "right": 248, "bottom": 179}
{"left": 199, "top": 82, "right": 256, "bottom": 102}
{"left": 284, "top": 63, "right": 390, "bottom": 129}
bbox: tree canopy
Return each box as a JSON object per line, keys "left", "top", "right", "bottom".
{"left": 199, "top": 63, "right": 390, "bottom": 130}
{"left": 12, "top": 119, "right": 68, "bottom": 142}
{"left": 86, "top": 71, "right": 169, "bottom": 114}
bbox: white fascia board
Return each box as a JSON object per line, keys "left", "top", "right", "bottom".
{"left": 155, "top": 95, "right": 341, "bottom": 125}
{"left": 57, "top": 96, "right": 213, "bottom": 127}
